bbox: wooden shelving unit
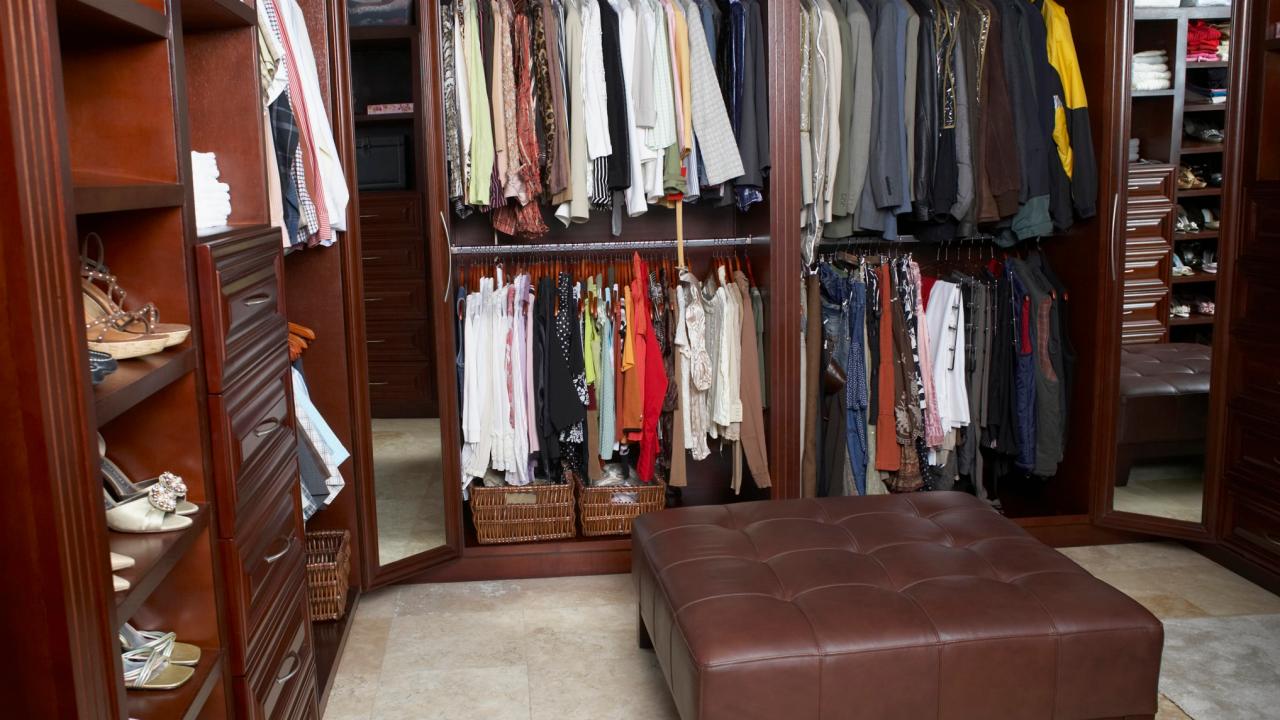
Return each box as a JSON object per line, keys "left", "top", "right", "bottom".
{"left": 72, "top": 173, "right": 187, "bottom": 214}
{"left": 1178, "top": 187, "right": 1222, "bottom": 197}
{"left": 56, "top": 0, "right": 168, "bottom": 40}
{"left": 1169, "top": 314, "right": 1216, "bottom": 326}
{"left": 1172, "top": 271, "right": 1218, "bottom": 284}
{"left": 180, "top": 0, "right": 255, "bottom": 32}
{"left": 111, "top": 507, "right": 210, "bottom": 622}
{"left": 93, "top": 347, "right": 197, "bottom": 424}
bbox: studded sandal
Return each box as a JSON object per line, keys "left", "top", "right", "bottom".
{"left": 121, "top": 638, "right": 194, "bottom": 690}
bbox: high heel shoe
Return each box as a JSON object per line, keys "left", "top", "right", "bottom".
{"left": 113, "top": 575, "right": 130, "bottom": 593}
{"left": 84, "top": 300, "right": 169, "bottom": 360}
{"left": 110, "top": 552, "right": 134, "bottom": 571}
{"left": 99, "top": 434, "right": 198, "bottom": 516}
{"left": 80, "top": 233, "right": 190, "bottom": 349}
{"left": 122, "top": 641, "right": 194, "bottom": 690}
{"left": 119, "top": 625, "right": 201, "bottom": 667}
{"left": 103, "top": 487, "right": 192, "bottom": 534}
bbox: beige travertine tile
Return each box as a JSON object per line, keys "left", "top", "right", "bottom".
{"left": 382, "top": 610, "right": 528, "bottom": 670}
{"left": 323, "top": 672, "right": 379, "bottom": 720}
{"left": 370, "top": 666, "right": 530, "bottom": 720}
{"left": 1126, "top": 593, "right": 1211, "bottom": 621}
{"left": 356, "top": 586, "right": 401, "bottom": 620}
{"left": 1091, "top": 562, "right": 1280, "bottom": 618}
{"left": 1058, "top": 542, "right": 1207, "bottom": 574}
{"left": 335, "top": 617, "right": 392, "bottom": 678}
{"left": 397, "top": 579, "right": 526, "bottom": 616}
{"left": 517, "top": 573, "right": 636, "bottom": 611}
{"left": 524, "top": 603, "right": 637, "bottom": 665}
{"left": 1157, "top": 694, "right": 1194, "bottom": 720}
{"left": 528, "top": 652, "right": 677, "bottom": 720}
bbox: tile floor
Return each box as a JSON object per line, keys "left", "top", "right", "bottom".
{"left": 1113, "top": 461, "right": 1205, "bottom": 524}
{"left": 324, "top": 542, "right": 1280, "bottom": 720}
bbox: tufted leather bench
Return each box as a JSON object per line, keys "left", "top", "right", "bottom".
{"left": 633, "top": 493, "right": 1163, "bottom": 720}
{"left": 1117, "top": 343, "right": 1211, "bottom": 486}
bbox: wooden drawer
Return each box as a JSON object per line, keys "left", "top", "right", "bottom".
{"left": 1235, "top": 342, "right": 1280, "bottom": 409}
{"left": 235, "top": 582, "right": 315, "bottom": 720}
{"left": 1235, "top": 269, "right": 1280, "bottom": 333}
{"left": 361, "top": 235, "right": 426, "bottom": 279}
{"left": 365, "top": 320, "right": 432, "bottom": 364}
{"left": 209, "top": 354, "right": 296, "bottom": 538}
{"left": 357, "top": 191, "right": 421, "bottom": 236}
{"left": 222, "top": 479, "right": 308, "bottom": 676}
{"left": 1225, "top": 416, "right": 1280, "bottom": 490}
{"left": 1240, "top": 187, "right": 1280, "bottom": 263}
{"left": 279, "top": 663, "right": 319, "bottom": 720}
{"left": 1127, "top": 163, "right": 1176, "bottom": 201}
{"left": 369, "top": 361, "right": 435, "bottom": 417}
{"left": 363, "top": 277, "right": 428, "bottom": 321}
{"left": 1121, "top": 284, "right": 1168, "bottom": 344}
{"left": 196, "top": 227, "right": 289, "bottom": 394}
{"left": 1125, "top": 203, "right": 1175, "bottom": 244}
{"left": 1225, "top": 490, "right": 1280, "bottom": 570}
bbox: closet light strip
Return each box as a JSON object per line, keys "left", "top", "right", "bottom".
{"left": 448, "top": 235, "right": 770, "bottom": 256}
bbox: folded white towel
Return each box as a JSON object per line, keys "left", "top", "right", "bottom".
{"left": 1134, "top": 50, "right": 1169, "bottom": 60}
{"left": 1133, "top": 69, "right": 1172, "bottom": 80}
{"left": 1132, "top": 76, "right": 1172, "bottom": 91}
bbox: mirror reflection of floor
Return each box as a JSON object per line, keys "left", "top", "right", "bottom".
{"left": 1115, "top": 461, "right": 1205, "bottom": 523}
{"left": 373, "top": 418, "right": 447, "bottom": 565}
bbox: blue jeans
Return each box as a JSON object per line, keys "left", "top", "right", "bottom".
{"left": 1009, "top": 267, "right": 1037, "bottom": 472}
{"left": 846, "top": 282, "right": 868, "bottom": 495}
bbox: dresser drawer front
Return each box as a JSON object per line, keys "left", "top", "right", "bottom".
{"left": 363, "top": 278, "right": 428, "bottom": 321}
{"left": 368, "top": 362, "right": 435, "bottom": 417}
{"left": 1226, "top": 417, "right": 1280, "bottom": 488}
{"left": 236, "top": 583, "right": 315, "bottom": 720}
{"left": 1127, "top": 163, "right": 1176, "bottom": 201}
{"left": 197, "top": 228, "right": 289, "bottom": 393}
{"left": 365, "top": 320, "right": 432, "bottom": 364}
{"left": 357, "top": 191, "right": 421, "bottom": 236}
{"left": 210, "top": 356, "right": 295, "bottom": 536}
{"left": 1236, "top": 272, "right": 1280, "bottom": 332}
{"left": 223, "top": 479, "right": 307, "bottom": 675}
{"left": 362, "top": 235, "right": 426, "bottom": 279}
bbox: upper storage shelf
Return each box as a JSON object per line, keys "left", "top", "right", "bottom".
{"left": 56, "top": 0, "right": 168, "bottom": 41}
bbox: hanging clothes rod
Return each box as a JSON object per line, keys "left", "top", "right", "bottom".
{"left": 448, "top": 235, "right": 769, "bottom": 256}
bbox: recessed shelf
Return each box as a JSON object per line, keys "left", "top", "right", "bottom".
{"left": 1186, "top": 60, "right": 1229, "bottom": 69}
{"left": 1175, "top": 231, "right": 1219, "bottom": 241}
{"left": 73, "top": 171, "right": 186, "bottom": 215}
{"left": 350, "top": 25, "right": 416, "bottom": 41}
{"left": 1132, "top": 88, "right": 1176, "bottom": 98}
{"left": 126, "top": 647, "right": 223, "bottom": 720}
{"left": 1169, "top": 315, "right": 1216, "bottom": 326}
{"left": 180, "top": 0, "right": 254, "bottom": 31}
{"left": 94, "top": 347, "right": 197, "bottom": 425}
{"left": 1178, "top": 187, "right": 1222, "bottom": 198}
{"left": 1185, "top": 96, "right": 1228, "bottom": 112}
{"left": 1181, "top": 139, "right": 1224, "bottom": 154}
{"left": 355, "top": 112, "right": 416, "bottom": 123}
{"left": 56, "top": 0, "right": 169, "bottom": 41}
{"left": 1171, "top": 272, "right": 1217, "bottom": 284}
{"left": 1134, "top": 6, "right": 1231, "bottom": 21}
{"left": 195, "top": 223, "right": 273, "bottom": 241}
{"left": 112, "top": 505, "right": 209, "bottom": 623}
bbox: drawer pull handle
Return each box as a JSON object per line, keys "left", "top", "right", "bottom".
{"left": 1124, "top": 268, "right": 1135, "bottom": 274}
{"left": 253, "top": 418, "right": 280, "bottom": 438}
{"left": 264, "top": 536, "right": 293, "bottom": 564}
{"left": 1123, "top": 310, "right": 1135, "bottom": 316}
{"left": 367, "top": 339, "right": 386, "bottom": 344}
{"left": 243, "top": 293, "right": 272, "bottom": 307}
{"left": 365, "top": 297, "right": 384, "bottom": 303}
{"left": 369, "top": 381, "right": 390, "bottom": 387}
{"left": 275, "top": 652, "right": 301, "bottom": 685}
{"left": 360, "top": 213, "right": 377, "bottom": 219}
{"left": 363, "top": 256, "right": 382, "bottom": 262}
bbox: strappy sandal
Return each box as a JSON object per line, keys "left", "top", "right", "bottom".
{"left": 122, "top": 639, "right": 194, "bottom": 690}
{"left": 1176, "top": 205, "right": 1199, "bottom": 233}
{"left": 1200, "top": 207, "right": 1220, "bottom": 230}
{"left": 1178, "top": 165, "right": 1207, "bottom": 190}
{"left": 103, "top": 486, "right": 192, "bottom": 534}
{"left": 119, "top": 625, "right": 201, "bottom": 667}
{"left": 88, "top": 350, "right": 118, "bottom": 385}
{"left": 84, "top": 304, "right": 168, "bottom": 360}
{"left": 81, "top": 270, "right": 189, "bottom": 348}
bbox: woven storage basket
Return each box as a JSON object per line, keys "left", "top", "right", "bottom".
{"left": 578, "top": 480, "right": 666, "bottom": 536}
{"left": 305, "top": 530, "right": 351, "bottom": 622}
{"left": 470, "top": 482, "right": 576, "bottom": 544}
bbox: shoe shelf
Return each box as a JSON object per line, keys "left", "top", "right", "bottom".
{"left": 126, "top": 647, "right": 223, "bottom": 720}
{"left": 1175, "top": 230, "right": 1219, "bottom": 241}
{"left": 1185, "top": 97, "right": 1228, "bottom": 112}
{"left": 94, "top": 347, "right": 197, "bottom": 425}
{"left": 1169, "top": 315, "right": 1216, "bottom": 326}
{"left": 1181, "top": 139, "right": 1224, "bottom": 154}
{"left": 1172, "top": 272, "right": 1217, "bottom": 284}
{"left": 56, "top": 0, "right": 168, "bottom": 41}
{"left": 72, "top": 171, "right": 186, "bottom": 215}
{"left": 180, "top": 0, "right": 255, "bottom": 32}
{"left": 1177, "top": 187, "right": 1222, "bottom": 198}
{"left": 1187, "top": 60, "right": 1229, "bottom": 69}
{"left": 111, "top": 504, "right": 209, "bottom": 622}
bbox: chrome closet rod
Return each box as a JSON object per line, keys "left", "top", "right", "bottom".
{"left": 448, "top": 235, "right": 770, "bottom": 256}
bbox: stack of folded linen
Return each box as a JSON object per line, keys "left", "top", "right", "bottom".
{"left": 1189, "top": 67, "right": 1230, "bottom": 104}
{"left": 1133, "top": 50, "right": 1172, "bottom": 91}
{"left": 1134, "top": 0, "right": 1179, "bottom": 7}
{"left": 191, "top": 151, "right": 231, "bottom": 230}
{"left": 1187, "top": 20, "right": 1223, "bottom": 62}
{"left": 1215, "top": 22, "right": 1231, "bottom": 61}
{"left": 1129, "top": 138, "right": 1141, "bottom": 163}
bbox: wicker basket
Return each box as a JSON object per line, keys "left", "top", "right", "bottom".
{"left": 305, "top": 530, "right": 351, "bottom": 622}
{"left": 578, "top": 480, "right": 666, "bottom": 536}
{"left": 470, "top": 482, "right": 576, "bottom": 544}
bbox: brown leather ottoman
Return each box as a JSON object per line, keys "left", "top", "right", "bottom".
{"left": 1117, "top": 343, "right": 1211, "bottom": 486}
{"left": 632, "top": 492, "right": 1163, "bottom": 720}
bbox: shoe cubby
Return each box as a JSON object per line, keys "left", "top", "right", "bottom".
{"left": 181, "top": 15, "right": 269, "bottom": 233}
{"left": 1130, "top": 96, "right": 1176, "bottom": 163}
